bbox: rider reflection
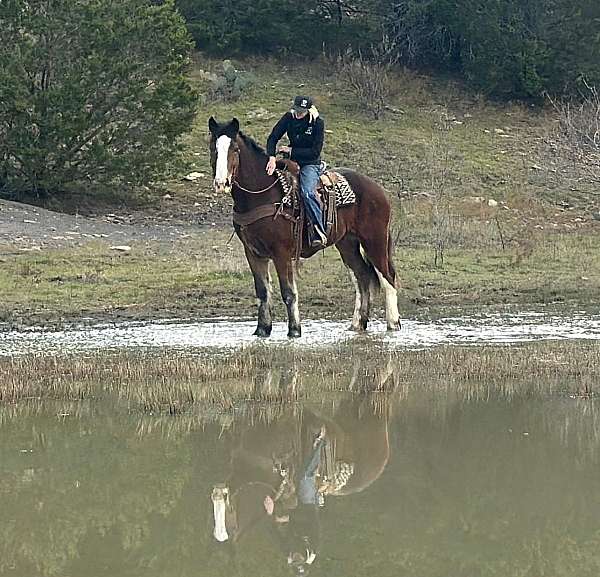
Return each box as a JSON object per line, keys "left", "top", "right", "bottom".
{"left": 266, "top": 426, "right": 327, "bottom": 575}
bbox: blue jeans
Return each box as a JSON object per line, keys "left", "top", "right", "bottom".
{"left": 299, "top": 164, "right": 324, "bottom": 231}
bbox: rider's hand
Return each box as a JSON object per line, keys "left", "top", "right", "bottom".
{"left": 266, "top": 156, "right": 276, "bottom": 175}
{"left": 278, "top": 145, "right": 291, "bottom": 154}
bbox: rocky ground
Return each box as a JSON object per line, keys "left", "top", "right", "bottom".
{"left": 0, "top": 192, "right": 228, "bottom": 251}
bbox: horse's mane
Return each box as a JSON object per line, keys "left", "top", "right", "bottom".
{"left": 239, "top": 132, "right": 268, "bottom": 158}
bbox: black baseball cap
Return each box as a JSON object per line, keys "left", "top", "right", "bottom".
{"left": 292, "top": 96, "right": 312, "bottom": 112}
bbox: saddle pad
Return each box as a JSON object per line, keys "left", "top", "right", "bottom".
{"left": 321, "top": 172, "right": 356, "bottom": 206}
{"left": 279, "top": 170, "right": 356, "bottom": 207}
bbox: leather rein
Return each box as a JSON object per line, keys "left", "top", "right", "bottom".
{"left": 231, "top": 153, "right": 281, "bottom": 194}
{"left": 233, "top": 177, "right": 280, "bottom": 194}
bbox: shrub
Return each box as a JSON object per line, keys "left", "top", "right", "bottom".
{"left": 199, "top": 60, "right": 255, "bottom": 102}
{"left": 386, "top": 0, "right": 600, "bottom": 99}
{"left": 332, "top": 39, "right": 398, "bottom": 119}
{"left": 0, "top": 0, "right": 198, "bottom": 198}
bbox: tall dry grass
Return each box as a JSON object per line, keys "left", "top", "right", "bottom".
{"left": 1, "top": 341, "right": 598, "bottom": 411}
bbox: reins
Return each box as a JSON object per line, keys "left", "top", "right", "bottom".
{"left": 233, "top": 176, "right": 280, "bottom": 194}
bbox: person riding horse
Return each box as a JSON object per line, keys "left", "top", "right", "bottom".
{"left": 208, "top": 115, "right": 401, "bottom": 336}
{"left": 266, "top": 96, "right": 327, "bottom": 248}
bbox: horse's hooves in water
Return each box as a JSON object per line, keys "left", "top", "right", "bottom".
{"left": 348, "top": 319, "right": 369, "bottom": 333}
{"left": 254, "top": 326, "right": 272, "bottom": 338}
{"left": 387, "top": 320, "right": 402, "bottom": 331}
{"left": 288, "top": 328, "right": 301, "bottom": 338}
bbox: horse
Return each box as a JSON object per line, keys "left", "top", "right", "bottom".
{"left": 208, "top": 116, "right": 401, "bottom": 337}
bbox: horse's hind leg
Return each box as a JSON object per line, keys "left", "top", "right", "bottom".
{"left": 336, "top": 235, "right": 375, "bottom": 331}
{"left": 360, "top": 230, "right": 401, "bottom": 331}
{"left": 244, "top": 247, "right": 272, "bottom": 337}
{"left": 272, "top": 255, "right": 301, "bottom": 338}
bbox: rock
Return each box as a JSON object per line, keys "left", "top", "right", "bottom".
{"left": 384, "top": 105, "right": 405, "bottom": 115}
{"left": 183, "top": 172, "right": 205, "bottom": 181}
{"left": 163, "top": 194, "right": 173, "bottom": 200}
{"left": 467, "top": 196, "right": 485, "bottom": 204}
{"left": 488, "top": 199, "right": 498, "bottom": 207}
{"left": 110, "top": 245, "right": 131, "bottom": 252}
{"left": 246, "top": 107, "right": 272, "bottom": 121}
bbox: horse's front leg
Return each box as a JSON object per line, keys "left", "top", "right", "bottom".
{"left": 273, "top": 255, "right": 301, "bottom": 338}
{"left": 244, "top": 247, "right": 272, "bottom": 337}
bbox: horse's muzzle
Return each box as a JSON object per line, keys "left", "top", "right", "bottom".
{"left": 213, "top": 178, "right": 232, "bottom": 194}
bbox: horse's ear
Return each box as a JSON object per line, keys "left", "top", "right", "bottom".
{"left": 228, "top": 117, "right": 240, "bottom": 137}
{"left": 208, "top": 116, "right": 218, "bottom": 134}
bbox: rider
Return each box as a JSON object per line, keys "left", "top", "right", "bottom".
{"left": 266, "top": 96, "right": 327, "bottom": 248}
{"left": 264, "top": 425, "right": 326, "bottom": 576}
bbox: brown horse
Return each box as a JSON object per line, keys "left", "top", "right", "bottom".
{"left": 208, "top": 116, "right": 401, "bottom": 337}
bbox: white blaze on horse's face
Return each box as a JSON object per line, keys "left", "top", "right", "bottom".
{"left": 214, "top": 135, "right": 233, "bottom": 194}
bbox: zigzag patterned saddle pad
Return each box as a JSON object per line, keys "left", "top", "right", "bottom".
{"left": 278, "top": 170, "right": 356, "bottom": 208}
{"left": 317, "top": 171, "right": 356, "bottom": 206}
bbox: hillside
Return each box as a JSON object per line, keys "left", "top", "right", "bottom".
{"left": 176, "top": 57, "right": 599, "bottom": 238}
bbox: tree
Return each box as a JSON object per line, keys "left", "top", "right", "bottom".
{"left": 0, "top": 0, "right": 198, "bottom": 198}
{"left": 175, "top": 0, "right": 383, "bottom": 56}
{"left": 385, "top": 0, "right": 600, "bottom": 99}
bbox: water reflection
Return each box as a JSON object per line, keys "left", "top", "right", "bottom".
{"left": 210, "top": 386, "right": 393, "bottom": 576}
{"left": 2, "top": 364, "right": 600, "bottom": 577}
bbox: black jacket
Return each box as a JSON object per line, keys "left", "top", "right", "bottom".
{"left": 266, "top": 112, "right": 324, "bottom": 167}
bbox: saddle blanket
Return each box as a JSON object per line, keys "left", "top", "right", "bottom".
{"left": 278, "top": 170, "right": 356, "bottom": 208}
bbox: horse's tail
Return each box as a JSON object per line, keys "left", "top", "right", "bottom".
{"left": 359, "top": 244, "right": 381, "bottom": 295}
{"left": 387, "top": 229, "right": 397, "bottom": 287}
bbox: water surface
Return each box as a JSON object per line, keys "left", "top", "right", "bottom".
{"left": 2, "top": 371, "right": 599, "bottom": 577}
{"left": 3, "top": 311, "right": 600, "bottom": 355}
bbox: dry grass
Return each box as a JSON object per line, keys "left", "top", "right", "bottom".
{"left": 1, "top": 341, "right": 597, "bottom": 410}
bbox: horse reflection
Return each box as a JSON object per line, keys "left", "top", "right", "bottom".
{"left": 211, "top": 365, "right": 394, "bottom": 575}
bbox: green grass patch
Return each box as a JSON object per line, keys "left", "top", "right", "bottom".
{"left": 1, "top": 228, "right": 600, "bottom": 326}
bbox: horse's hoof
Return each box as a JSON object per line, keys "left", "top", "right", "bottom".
{"left": 254, "top": 326, "right": 272, "bottom": 337}
{"left": 348, "top": 322, "right": 367, "bottom": 332}
{"left": 387, "top": 320, "right": 401, "bottom": 331}
{"left": 288, "top": 328, "right": 301, "bottom": 338}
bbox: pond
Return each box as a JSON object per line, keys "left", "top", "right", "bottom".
{"left": 2, "top": 359, "right": 599, "bottom": 577}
